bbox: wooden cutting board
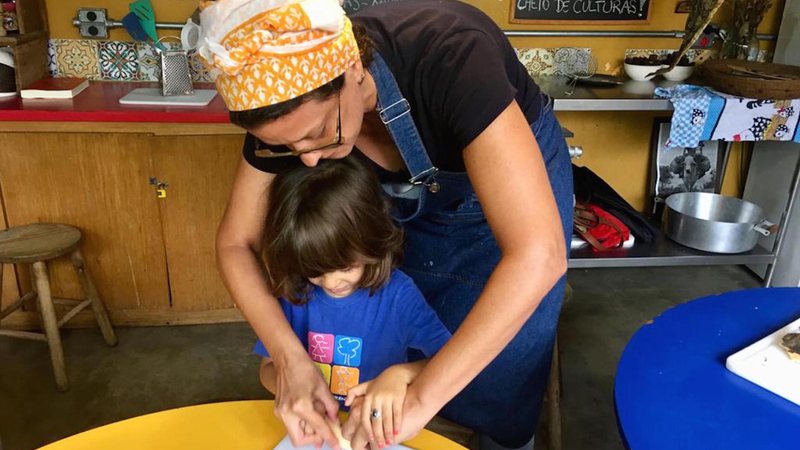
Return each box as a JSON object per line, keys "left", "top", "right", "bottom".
{"left": 119, "top": 88, "right": 217, "bottom": 106}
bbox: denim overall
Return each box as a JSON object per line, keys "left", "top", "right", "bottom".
{"left": 370, "top": 53, "right": 573, "bottom": 447}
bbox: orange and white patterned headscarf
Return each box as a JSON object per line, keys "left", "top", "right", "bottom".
{"left": 198, "top": 0, "right": 360, "bottom": 111}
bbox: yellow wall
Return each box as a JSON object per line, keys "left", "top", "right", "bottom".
{"left": 44, "top": 0, "right": 786, "bottom": 210}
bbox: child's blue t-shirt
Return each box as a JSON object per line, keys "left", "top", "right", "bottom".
{"left": 253, "top": 269, "right": 451, "bottom": 402}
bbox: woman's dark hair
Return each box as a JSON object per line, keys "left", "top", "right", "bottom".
{"left": 263, "top": 154, "right": 403, "bottom": 304}
{"left": 230, "top": 24, "right": 375, "bottom": 129}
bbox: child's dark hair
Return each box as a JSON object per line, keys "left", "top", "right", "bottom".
{"left": 263, "top": 155, "right": 403, "bottom": 304}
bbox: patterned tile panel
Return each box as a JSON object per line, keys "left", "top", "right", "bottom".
{"left": 47, "top": 40, "right": 58, "bottom": 77}
{"left": 136, "top": 41, "right": 195, "bottom": 82}
{"left": 515, "top": 48, "right": 555, "bottom": 76}
{"left": 52, "top": 39, "right": 99, "bottom": 79}
{"left": 515, "top": 47, "right": 592, "bottom": 77}
{"left": 189, "top": 52, "right": 215, "bottom": 83}
{"left": 97, "top": 41, "right": 139, "bottom": 81}
{"left": 553, "top": 48, "right": 592, "bottom": 76}
{"left": 136, "top": 42, "right": 160, "bottom": 81}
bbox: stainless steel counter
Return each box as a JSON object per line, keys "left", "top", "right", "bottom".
{"left": 536, "top": 76, "right": 675, "bottom": 111}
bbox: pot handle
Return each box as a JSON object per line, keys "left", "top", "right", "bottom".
{"left": 754, "top": 219, "right": 778, "bottom": 237}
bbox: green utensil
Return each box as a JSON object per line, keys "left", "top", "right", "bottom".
{"left": 130, "top": 0, "right": 164, "bottom": 50}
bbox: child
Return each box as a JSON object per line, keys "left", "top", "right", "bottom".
{"left": 253, "top": 154, "right": 451, "bottom": 446}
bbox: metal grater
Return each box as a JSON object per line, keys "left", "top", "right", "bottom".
{"left": 159, "top": 48, "right": 194, "bottom": 96}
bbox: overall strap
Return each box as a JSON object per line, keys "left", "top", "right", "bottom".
{"left": 369, "top": 52, "right": 438, "bottom": 186}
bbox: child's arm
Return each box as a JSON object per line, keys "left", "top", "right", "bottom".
{"left": 259, "top": 357, "right": 278, "bottom": 394}
{"left": 343, "top": 360, "right": 429, "bottom": 447}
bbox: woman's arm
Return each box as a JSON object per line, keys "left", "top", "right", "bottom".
{"left": 344, "top": 361, "right": 428, "bottom": 449}
{"left": 216, "top": 157, "right": 340, "bottom": 449}
{"left": 397, "top": 100, "right": 568, "bottom": 439}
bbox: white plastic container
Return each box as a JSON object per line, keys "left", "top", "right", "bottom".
{"left": 726, "top": 316, "right": 800, "bottom": 406}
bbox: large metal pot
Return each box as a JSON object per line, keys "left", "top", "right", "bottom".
{"left": 664, "top": 192, "right": 777, "bottom": 254}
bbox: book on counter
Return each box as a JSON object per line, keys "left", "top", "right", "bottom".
{"left": 20, "top": 77, "right": 89, "bottom": 99}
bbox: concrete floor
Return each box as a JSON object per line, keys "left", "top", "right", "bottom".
{"left": 0, "top": 266, "right": 761, "bottom": 450}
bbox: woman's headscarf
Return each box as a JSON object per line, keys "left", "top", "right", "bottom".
{"left": 198, "top": 0, "right": 360, "bottom": 111}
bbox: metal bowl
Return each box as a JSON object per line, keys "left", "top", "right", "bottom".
{"left": 664, "top": 192, "right": 775, "bottom": 254}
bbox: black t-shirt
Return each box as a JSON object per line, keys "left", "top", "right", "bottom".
{"left": 242, "top": 0, "right": 543, "bottom": 175}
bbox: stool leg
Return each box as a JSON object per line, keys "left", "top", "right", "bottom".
{"left": 547, "top": 336, "right": 562, "bottom": 450}
{"left": 70, "top": 249, "right": 117, "bottom": 346}
{"left": 32, "top": 261, "right": 69, "bottom": 391}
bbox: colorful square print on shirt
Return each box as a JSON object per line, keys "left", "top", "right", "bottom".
{"left": 331, "top": 366, "right": 360, "bottom": 396}
{"left": 314, "top": 362, "right": 332, "bottom": 385}
{"left": 334, "top": 335, "right": 362, "bottom": 367}
{"left": 308, "top": 332, "right": 335, "bottom": 363}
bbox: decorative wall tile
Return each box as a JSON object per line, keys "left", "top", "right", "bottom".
{"left": 515, "top": 48, "right": 556, "bottom": 76}
{"left": 135, "top": 41, "right": 187, "bottom": 82}
{"left": 553, "top": 48, "right": 592, "bottom": 76}
{"left": 189, "top": 52, "right": 215, "bottom": 83}
{"left": 97, "top": 41, "right": 139, "bottom": 81}
{"left": 136, "top": 42, "right": 160, "bottom": 81}
{"left": 47, "top": 40, "right": 58, "bottom": 77}
{"left": 52, "top": 39, "right": 99, "bottom": 79}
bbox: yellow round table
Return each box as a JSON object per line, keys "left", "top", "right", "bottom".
{"left": 38, "top": 400, "right": 467, "bottom": 450}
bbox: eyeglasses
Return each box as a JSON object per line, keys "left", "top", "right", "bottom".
{"left": 254, "top": 92, "right": 343, "bottom": 158}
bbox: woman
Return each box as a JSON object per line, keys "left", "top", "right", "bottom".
{"left": 201, "top": 0, "right": 572, "bottom": 449}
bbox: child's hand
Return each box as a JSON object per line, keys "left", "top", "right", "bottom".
{"left": 345, "top": 366, "right": 414, "bottom": 448}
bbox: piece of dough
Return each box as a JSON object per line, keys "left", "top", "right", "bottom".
{"left": 330, "top": 420, "right": 353, "bottom": 450}
{"left": 780, "top": 333, "right": 800, "bottom": 362}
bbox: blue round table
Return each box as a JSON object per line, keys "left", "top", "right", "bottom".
{"left": 615, "top": 288, "right": 800, "bottom": 450}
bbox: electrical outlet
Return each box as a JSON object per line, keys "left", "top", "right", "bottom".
{"left": 76, "top": 8, "right": 108, "bottom": 39}
{"left": 78, "top": 22, "right": 108, "bottom": 38}
{"left": 77, "top": 8, "right": 107, "bottom": 23}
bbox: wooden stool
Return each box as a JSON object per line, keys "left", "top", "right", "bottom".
{"left": 0, "top": 223, "right": 117, "bottom": 391}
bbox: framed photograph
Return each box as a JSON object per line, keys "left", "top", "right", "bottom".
{"left": 649, "top": 120, "right": 722, "bottom": 214}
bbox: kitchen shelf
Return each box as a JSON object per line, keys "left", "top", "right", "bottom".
{"left": 0, "top": 30, "right": 46, "bottom": 46}
{"left": 569, "top": 231, "right": 776, "bottom": 268}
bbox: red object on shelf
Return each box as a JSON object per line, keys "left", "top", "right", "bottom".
{"left": 0, "top": 81, "right": 230, "bottom": 123}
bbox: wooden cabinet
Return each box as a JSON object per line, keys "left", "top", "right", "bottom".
{"left": 0, "top": 123, "right": 246, "bottom": 327}
{"left": 150, "top": 134, "right": 242, "bottom": 314}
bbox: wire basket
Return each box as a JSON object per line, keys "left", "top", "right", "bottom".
{"left": 701, "top": 59, "right": 800, "bottom": 100}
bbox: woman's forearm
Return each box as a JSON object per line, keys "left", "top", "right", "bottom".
{"left": 216, "top": 244, "right": 306, "bottom": 362}
{"left": 409, "top": 249, "right": 565, "bottom": 411}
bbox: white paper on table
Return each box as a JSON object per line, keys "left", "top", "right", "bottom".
{"left": 273, "top": 436, "right": 413, "bottom": 450}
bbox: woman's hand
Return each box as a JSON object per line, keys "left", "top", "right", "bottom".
{"left": 342, "top": 396, "right": 370, "bottom": 449}
{"left": 345, "top": 385, "right": 434, "bottom": 450}
{"left": 343, "top": 364, "right": 423, "bottom": 448}
{"left": 388, "top": 385, "right": 435, "bottom": 445}
{"left": 273, "top": 353, "right": 342, "bottom": 449}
